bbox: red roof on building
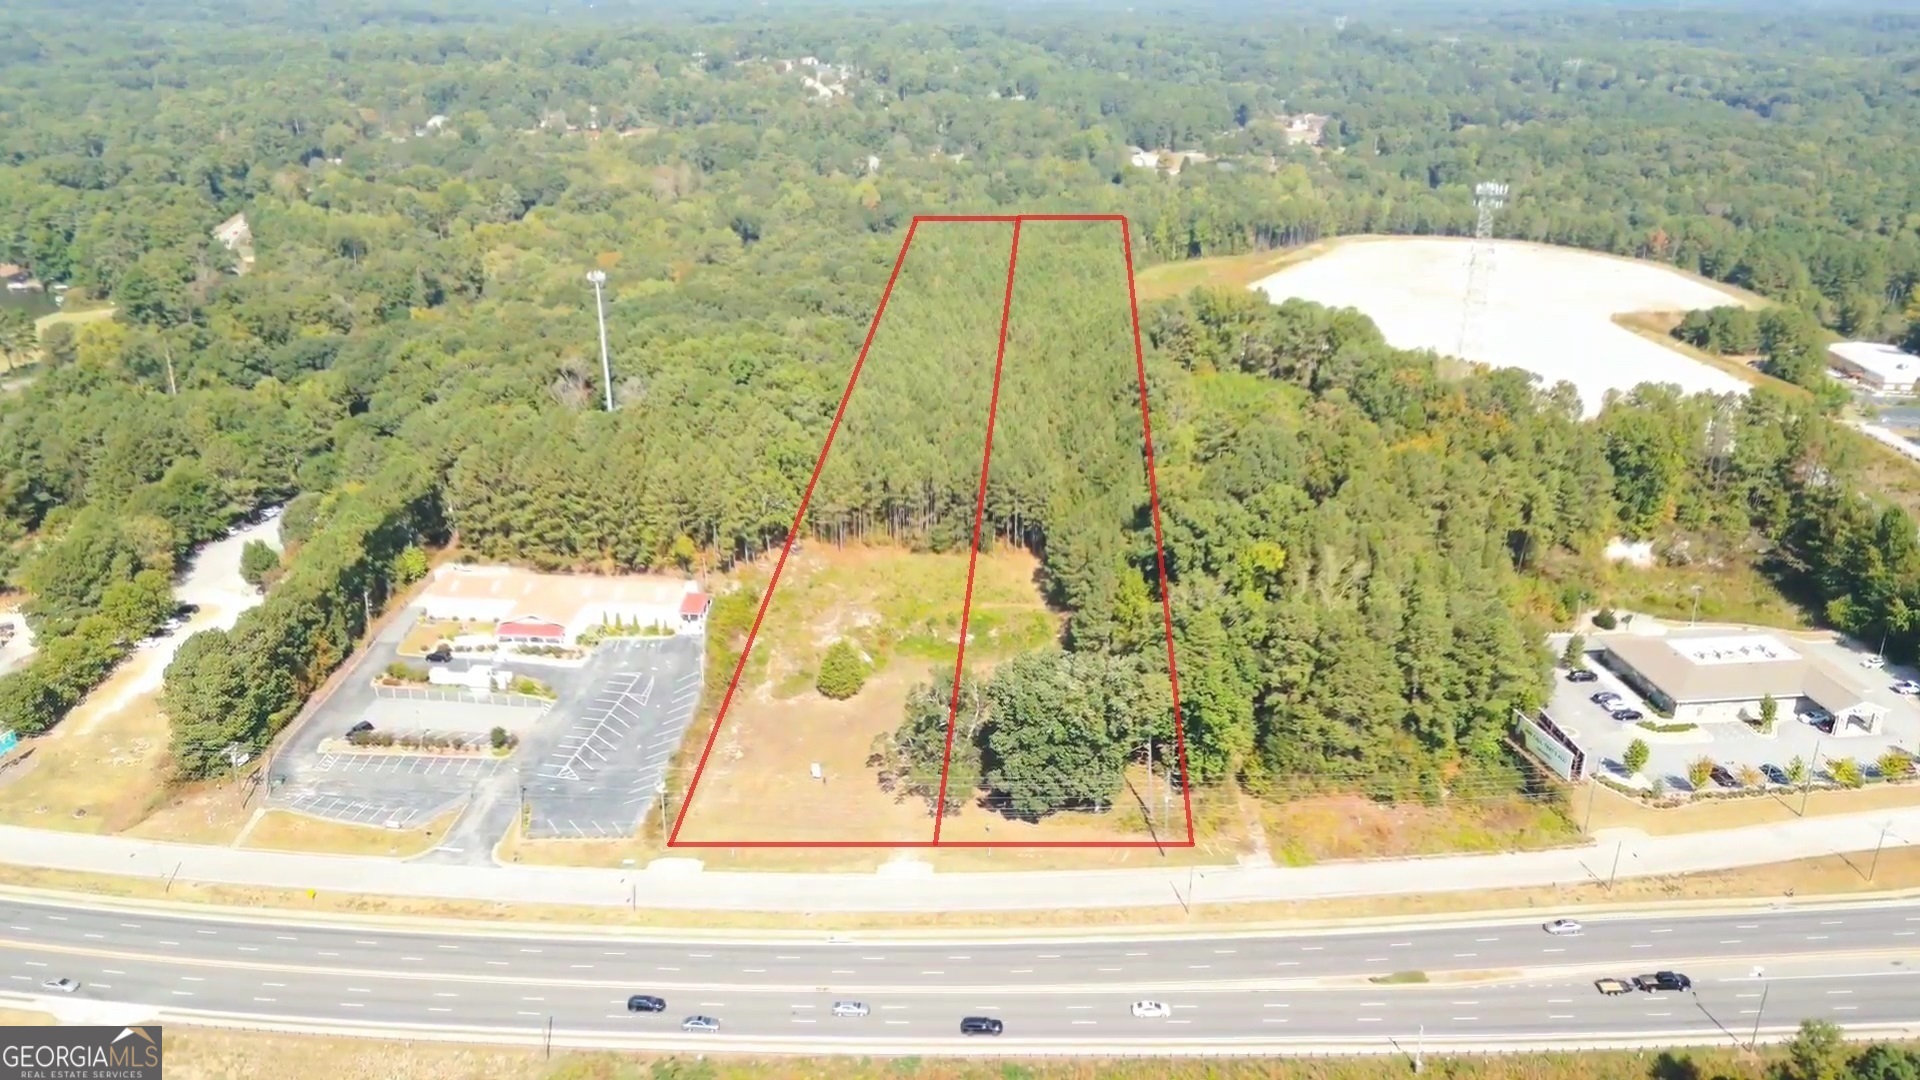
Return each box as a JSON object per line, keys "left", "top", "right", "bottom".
{"left": 499, "top": 618, "right": 566, "bottom": 638}
{"left": 679, "top": 592, "right": 712, "bottom": 617}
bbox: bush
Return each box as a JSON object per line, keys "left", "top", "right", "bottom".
{"left": 490, "top": 725, "right": 509, "bottom": 750}
{"left": 1636, "top": 720, "right": 1697, "bottom": 734}
{"left": 1830, "top": 757, "right": 1865, "bottom": 789}
{"left": 239, "top": 540, "right": 281, "bottom": 589}
{"left": 815, "top": 640, "right": 868, "bottom": 700}
{"left": 1758, "top": 694, "right": 1778, "bottom": 730}
{"left": 1592, "top": 608, "right": 1618, "bottom": 630}
{"left": 384, "top": 661, "right": 429, "bottom": 683}
{"left": 1687, "top": 756, "right": 1715, "bottom": 790}
{"left": 1560, "top": 633, "right": 1587, "bottom": 670}
{"left": 1623, "top": 738, "right": 1651, "bottom": 776}
{"left": 508, "top": 675, "right": 555, "bottom": 699}
{"left": 1878, "top": 749, "right": 1915, "bottom": 781}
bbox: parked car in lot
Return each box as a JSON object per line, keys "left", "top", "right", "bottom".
{"left": 1543, "top": 919, "right": 1584, "bottom": 936}
{"left": 1595, "top": 978, "right": 1633, "bottom": 996}
{"left": 1610, "top": 708, "right": 1645, "bottom": 722}
{"left": 1130, "top": 1000, "right": 1172, "bottom": 1018}
{"left": 1894, "top": 680, "right": 1920, "bottom": 696}
{"left": 1633, "top": 971, "right": 1693, "bottom": 993}
{"left": 425, "top": 644, "right": 453, "bottom": 663}
{"left": 1710, "top": 765, "right": 1740, "bottom": 789}
{"left": 347, "top": 720, "right": 373, "bottom": 737}
{"left": 1591, "top": 691, "right": 1623, "bottom": 707}
{"left": 680, "top": 1015, "right": 720, "bottom": 1033}
{"left": 960, "top": 1016, "right": 1004, "bottom": 1036}
{"left": 1762, "top": 763, "right": 1791, "bottom": 786}
{"left": 1566, "top": 669, "right": 1598, "bottom": 683}
{"left": 626, "top": 995, "right": 666, "bottom": 1013}
{"left": 831, "top": 1001, "right": 870, "bottom": 1018}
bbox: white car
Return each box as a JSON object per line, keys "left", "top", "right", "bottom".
{"left": 831, "top": 1001, "right": 869, "bottom": 1018}
{"left": 1543, "top": 919, "right": 1584, "bottom": 936}
{"left": 1894, "top": 680, "right": 1920, "bottom": 696}
{"left": 41, "top": 978, "right": 80, "bottom": 993}
{"left": 680, "top": 1015, "right": 720, "bottom": 1033}
{"left": 1862, "top": 655, "right": 1886, "bottom": 669}
{"left": 1130, "top": 1000, "right": 1172, "bottom": 1019}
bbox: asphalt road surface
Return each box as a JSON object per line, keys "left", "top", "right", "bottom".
{"left": 3, "top": 898, "right": 1919, "bottom": 1045}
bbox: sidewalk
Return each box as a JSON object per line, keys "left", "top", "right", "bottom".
{"left": 4, "top": 805, "right": 1918, "bottom": 913}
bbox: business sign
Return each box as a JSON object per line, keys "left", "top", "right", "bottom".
{"left": 1, "top": 1025, "right": 162, "bottom": 1080}
{"left": 0, "top": 729, "right": 15, "bottom": 756}
{"left": 1515, "top": 708, "right": 1586, "bottom": 782}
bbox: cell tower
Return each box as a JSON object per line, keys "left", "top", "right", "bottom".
{"left": 1456, "top": 180, "right": 1509, "bottom": 360}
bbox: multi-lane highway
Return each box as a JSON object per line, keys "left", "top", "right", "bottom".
{"left": 3, "top": 896, "right": 1919, "bottom": 1049}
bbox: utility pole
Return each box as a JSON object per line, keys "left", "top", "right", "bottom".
{"left": 1607, "top": 840, "right": 1625, "bottom": 891}
{"left": 1146, "top": 735, "right": 1156, "bottom": 827}
{"left": 1749, "top": 979, "right": 1770, "bottom": 1049}
{"left": 1689, "top": 585, "right": 1704, "bottom": 627}
{"left": 1870, "top": 822, "right": 1894, "bottom": 882}
{"left": 545, "top": 1015, "right": 553, "bottom": 1059}
{"left": 586, "top": 270, "right": 614, "bottom": 411}
{"left": 1414, "top": 1023, "right": 1424, "bottom": 1073}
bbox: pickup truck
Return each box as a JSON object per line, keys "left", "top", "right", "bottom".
{"left": 1633, "top": 971, "right": 1693, "bottom": 993}
{"left": 1594, "top": 978, "right": 1633, "bottom": 996}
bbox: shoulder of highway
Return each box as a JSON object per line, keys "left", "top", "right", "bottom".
{"left": 2, "top": 807, "right": 1919, "bottom": 914}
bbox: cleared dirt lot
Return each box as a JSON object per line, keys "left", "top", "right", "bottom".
{"left": 1251, "top": 236, "right": 1759, "bottom": 417}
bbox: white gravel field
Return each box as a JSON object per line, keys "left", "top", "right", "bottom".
{"left": 1251, "top": 237, "right": 1753, "bottom": 417}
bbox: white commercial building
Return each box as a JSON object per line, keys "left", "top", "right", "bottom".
{"left": 1828, "top": 341, "right": 1920, "bottom": 394}
{"left": 416, "top": 565, "right": 712, "bottom": 643}
{"left": 1598, "top": 632, "right": 1887, "bottom": 733}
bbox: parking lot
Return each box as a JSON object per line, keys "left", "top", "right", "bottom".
{"left": 523, "top": 636, "right": 703, "bottom": 839}
{"left": 267, "top": 609, "right": 705, "bottom": 850}
{"left": 1551, "top": 629, "right": 1920, "bottom": 793}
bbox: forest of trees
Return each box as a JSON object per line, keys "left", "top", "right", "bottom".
{"left": 0, "top": 0, "right": 1916, "bottom": 805}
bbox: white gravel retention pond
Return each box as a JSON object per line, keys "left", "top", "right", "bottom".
{"left": 1251, "top": 237, "right": 1754, "bottom": 418}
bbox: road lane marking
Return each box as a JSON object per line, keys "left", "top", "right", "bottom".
{"left": 947, "top": 955, "right": 971, "bottom": 960}
{"left": 603, "top": 952, "right": 626, "bottom": 958}
{"left": 1453, "top": 953, "right": 1477, "bottom": 958}
{"left": 1071, "top": 1020, "right": 1097, "bottom": 1026}
{"left": 1037, "top": 954, "right": 1061, "bottom": 959}
{"left": 317, "top": 952, "right": 339, "bottom": 958}
{"left": 239, "top": 947, "right": 259, "bottom": 953}
{"left": 1301, "top": 946, "right": 1324, "bottom": 952}
{"left": 1835, "top": 1006, "right": 1858, "bottom": 1012}
{"left": 1357, "top": 1017, "right": 1381, "bottom": 1023}
{"left": 1543, "top": 948, "right": 1564, "bottom": 954}
{"left": 1453, "top": 1016, "right": 1478, "bottom": 1021}
{"left": 346, "top": 988, "right": 370, "bottom": 994}
{"left": 171, "top": 991, "right": 193, "bottom": 997}
{"left": 1098, "top": 968, "right": 1121, "bottom": 973}
{"left": 1649, "top": 929, "right": 1673, "bottom": 934}
{"left": 1807, "top": 935, "right": 1830, "bottom": 941}
{"left": 434, "top": 993, "right": 458, "bottom": 998}
{"left": 428, "top": 1007, "right": 450, "bottom": 1013}
{"left": 520, "top": 948, "right": 543, "bottom": 954}
{"left": 920, "top": 970, "right": 944, "bottom": 975}
{"left": 522, "top": 996, "right": 545, "bottom": 1002}
{"left": 1475, "top": 937, "right": 1497, "bottom": 942}
{"left": 1721, "top": 940, "right": 1742, "bottom": 945}
{"left": 1829, "top": 990, "right": 1854, "bottom": 996}
{"left": 1263, "top": 1018, "right": 1289, "bottom": 1024}
{"left": 488, "top": 961, "right": 509, "bottom": 967}
{"left": 1365, "top": 957, "right": 1387, "bottom": 963}
{"left": 689, "top": 954, "right": 712, "bottom": 959}
{"left": 83, "top": 934, "right": 102, "bottom": 940}
{"left": 1821, "top": 920, "right": 1844, "bottom": 925}
{"left": 253, "top": 997, "right": 276, "bottom": 1003}
{"left": 744, "top": 968, "right": 765, "bottom": 973}
{"left": 1390, "top": 942, "right": 1410, "bottom": 948}
{"left": 1125, "top": 952, "right": 1147, "bottom": 958}
{"left": 118, "top": 924, "right": 140, "bottom": 930}
{"left": 355, "top": 940, "right": 378, "bottom": 946}
{"left": 1263, "top": 1004, "right": 1290, "bottom": 1009}
{"left": 1187, "top": 965, "right": 1211, "bottom": 970}
{"left": 1213, "top": 949, "right": 1237, "bottom": 955}
{"left": 1548, "top": 1014, "right": 1574, "bottom": 1019}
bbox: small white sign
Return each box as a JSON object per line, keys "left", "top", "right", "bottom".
{"left": 810, "top": 763, "right": 824, "bottom": 781}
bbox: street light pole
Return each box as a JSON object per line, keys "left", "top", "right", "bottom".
{"left": 1799, "top": 736, "right": 1825, "bottom": 816}
{"left": 1749, "top": 980, "right": 1770, "bottom": 1050}
{"left": 1607, "top": 839, "right": 1624, "bottom": 891}
{"left": 1870, "top": 822, "right": 1893, "bottom": 882}
{"left": 586, "top": 270, "right": 614, "bottom": 411}
{"left": 1414, "top": 1023, "right": 1424, "bottom": 1073}
{"left": 1689, "top": 585, "right": 1703, "bottom": 627}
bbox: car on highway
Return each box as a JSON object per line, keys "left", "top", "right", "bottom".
{"left": 41, "top": 978, "right": 80, "bottom": 993}
{"left": 1594, "top": 977, "right": 1632, "bottom": 996}
{"left": 1761, "top": 763, "right": 1791, "bottom": 786}
{"left": 1566, "top": 669, "right": 1598, "bottom": 683}
{"left": 1894, "top": 679, "right": 1920, "bottom": 696}
{"left": 1130, "top": 1000, "right": 1172, "bottom": 1018}
{"left": 680, "top": 1015, "right": 720, "bottom": 1033}
{"left": 831, "top": 1001, "right": 870, "bottom": 1018}
{"left": 960, "top": 1016, "right": 1004, "bottom": 1036}
{"left": 1633, "top": 971, "right": 1693, "bottom": 993}
{"left": 1862, "top": 654, "right": 1887, "bottom": 669}
{"left": 1610, "top": 707, "right": 1645, "bottom": 722}
{"left": 626, "top": 995, "right": 666, "bottom": 1013}
{"left": 1542, "top": 919, "right": 1583, "bottom": 936}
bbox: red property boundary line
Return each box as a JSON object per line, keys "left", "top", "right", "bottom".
{"left": 667, "top": 213, "right": 1193, "bottom": 850}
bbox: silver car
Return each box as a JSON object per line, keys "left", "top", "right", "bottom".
{"left": 1543, "top": 919, "right": 1584, "bottom": 936}
{"left": 41, "top": 978, "right": 80, "bottom": 993}
{"left": 831, "top": 1001, "right": 870, "bottom": 1018}
{"left": 680, "top": 1015, "right": 720, "bottom": 1033}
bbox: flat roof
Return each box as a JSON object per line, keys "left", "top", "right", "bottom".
{"left": 419, "top": 565, "right": 698, "bottom": 627}
{"left": 1602, "top": 632, "right": 1879, "bottom": 708}
{"left": 1829, "top": 341, "right": 1920, "bottom": 381}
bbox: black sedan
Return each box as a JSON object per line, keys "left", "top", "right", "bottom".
{"left": 1566, "top": 669, "right": 1598, "bottom": 683}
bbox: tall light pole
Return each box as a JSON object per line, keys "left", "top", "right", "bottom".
{"left": 1689, "top": 584, "right": 1704, "bottom": 627}
{"left": 586, "top": 269, "right": 614, "bottom": 412}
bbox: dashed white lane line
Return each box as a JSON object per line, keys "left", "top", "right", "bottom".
{"left": 253, "top": 997, "right": 276, "bottom": 1003}
{"left": 434, "top": 993, "right": 458, "bottom": 998}
{"left": 83, "top": 933, "right": 102, "bottom": 940}
{"left": 1301, "top": 946, "right": 1324, "bottom": 952}
{"left": 277, "top": 936, "right": 297, "bottom": 942}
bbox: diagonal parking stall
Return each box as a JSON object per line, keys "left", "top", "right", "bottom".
{"left": 280, "top": 792, "right": 438, "bottom": 829}
{"left": 524, "top": 637, "right": 703, "bottom": 839}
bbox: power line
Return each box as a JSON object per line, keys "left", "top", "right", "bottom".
{"left": 1456, "top": 180, "right": 1508, "bottom": 360}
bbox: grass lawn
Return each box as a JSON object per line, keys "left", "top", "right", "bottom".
{"left": 0, "top": 685, "right": 172, "bottom": 835}
{"left": 1262, "top": 794, "right": 1581, "bottom": 865}
{"left": 238, "top": 807, "right": 456, "bottom": 858}
{"left": 0, "top": 1008, "right": 55, "bottom": 1026}
{"left": 33, "top": 304, "right": 115, "bottom": 336}
{"left": 1132, "top": 242, "right": 1337, "bottom": 303}
{"left": 1598, "top": 559, "right": 1812, "bottom": 630}
{"left": 400, "top": 618, "right": 496, "bottom": 657}
{"left": 1574, "top": 778, "right": 1920, "bottom": 837}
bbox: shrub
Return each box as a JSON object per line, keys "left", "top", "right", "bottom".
{"left": 1636, "top": 720, "right": 1696, "bottom": 734}
{"left": 384, "top": 661, "right": 429, "bottom": 683}
{"left": 1878, "top": 749, "right": 1915, "bottom": 781}
{"left": 1623, "top": 738, "right": 1651, "bottom": 776}
{"left": 1786, "top": 755, "right": 1809, "bottom": 785}
{"left": 815, "top": 640, "right": 868, "bottom": 700}
{"left": 1830, "top": 757, "right": 1865, "bottom": 789}
{"left": 1736, "top": 763, "right": 1763, "bottom": 788}
{"left": 490, "top": 725, "right": 509, "bottom": 750}
{"left": 1592, "top": 609, "right": 1618, "bottom": 630}
{"left": 1687, "top": 756, "right": 1715, "bottom": 790}
{"left": 1561, "top": 633, "right": 1587, "bottom": 670}
{"left": 1759, "top": 694, "right": 1778, "bottom": 730}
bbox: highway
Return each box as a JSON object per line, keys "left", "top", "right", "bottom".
{"left": 2, "top": 896, "right": 1919, "bottom": 1047}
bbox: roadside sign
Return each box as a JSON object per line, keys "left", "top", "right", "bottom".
{"left": 0, "top": 729, "right": 16, "bottom": 755}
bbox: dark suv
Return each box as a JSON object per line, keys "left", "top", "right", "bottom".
{"left": 425, "top": 645, "right": 453, "bottom": 663}
{"left": 960, "top": 1016, "right": 1004, "bottom": 1036}
{"left": 626, "top": 995, "right": 666, "bottom": 1013}
{"left": 1634, "top": 971, "right": 1692, "bottom": 993}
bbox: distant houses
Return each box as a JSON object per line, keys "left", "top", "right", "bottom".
{"left": 0, "top": 263, "right": 41, "bottom": 292}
